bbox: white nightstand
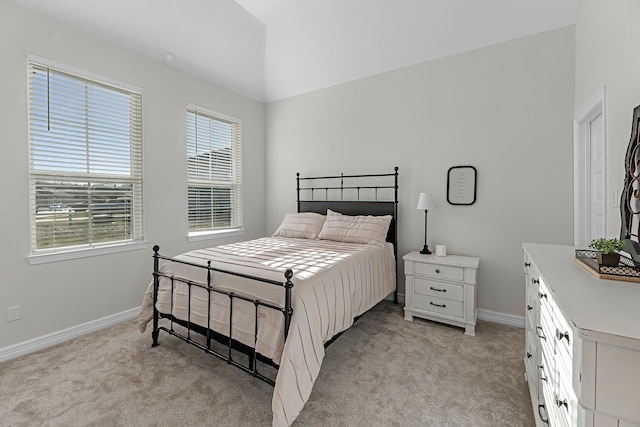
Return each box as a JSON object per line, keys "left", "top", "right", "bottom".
{"left": 403, "top": 251, "right": 480, "bottom": 336}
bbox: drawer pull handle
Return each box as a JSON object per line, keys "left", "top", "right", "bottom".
{"left": 527, "top": 305, "right": 533, "bottom": 311}
{"left": 537, "top": 404, "right": 550, "bottom": 424}
{"left": 536, "top": 326, "right": 546, "bottom": 340}
{"left": 537, "top": 365, "right": 548, "bottom": 382}
{"left": 538, "top": 291, "right": 547, "bottom": 300}
{"left": 430, "top": 286, "right": 446, "bottom": 292}
{"left": 556, "top": 329, "right": 570, "bottom": 344}
{"left": 532, "top": 278, "right": 540, "bottom": 285}
{"left": 435, "top": 269, "right": 440, "bottom": 273}
{"left": 526, "top": 352, "right": 532, "bottom": 359}
{"left": 555, "top": 397, "right": 568, "bottom": 410}
{"left": 524, "top": 262, "right": 531, "bottom": 267}
{"left": 430, "top": 302, "right": 446, "bottom": 308}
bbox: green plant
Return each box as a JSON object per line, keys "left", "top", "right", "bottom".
{"left": 589, "top": 238, "right": 624, "bottom": 255}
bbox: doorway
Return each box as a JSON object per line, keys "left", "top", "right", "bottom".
{"left": 574, "top": 88, "right": 607, "bottom": 247}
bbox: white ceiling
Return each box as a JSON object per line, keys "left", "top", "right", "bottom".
{"left": 11, "top": 0, "right": 579, "bottom": 102}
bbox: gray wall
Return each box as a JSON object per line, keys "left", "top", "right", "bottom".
{"left": 265, "top": 26, "right": 576, "bottom": 317}
{"left": 0, "top": 1, "right": 265, "bottom": 349}
{"left": 575, "top": 0, "right": 640, "bottom": 237}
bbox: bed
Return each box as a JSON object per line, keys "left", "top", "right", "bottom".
{"left": 137, "top": 168, "right": 399, "bottom": 426}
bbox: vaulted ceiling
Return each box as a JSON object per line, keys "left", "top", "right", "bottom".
{"left": 10, "top": 0, "right": 578, "bottom": 102}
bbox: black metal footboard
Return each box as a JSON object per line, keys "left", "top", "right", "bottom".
{"left": 150, "top": 167, "right": 399, "bottom": 390}
{"left": 150, "top": 245, "right": 294, "bottom": 386}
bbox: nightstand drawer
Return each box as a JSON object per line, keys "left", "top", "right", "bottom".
{"left": 414, "top": 277, "right": 463, "bottom": 301}
{"left": 414, "top": 262, "right": 464, "bottom": 282}
{"left": 414, "top": 294, "right": 463, "bottom": 318}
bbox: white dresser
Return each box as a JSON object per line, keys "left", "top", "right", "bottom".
{"left": 403, "top": 251, "right": 479, "bottom": 336}
{"left": 523, "top": 243, "right": 640, "bottom": 427}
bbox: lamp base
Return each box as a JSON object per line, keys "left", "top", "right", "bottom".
{"left": 420, "top": 245, "right": 431, "bottom": 255}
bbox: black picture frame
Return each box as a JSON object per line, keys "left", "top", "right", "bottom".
{"left": 447, "top": 166, "right": 477, "bottom": 205}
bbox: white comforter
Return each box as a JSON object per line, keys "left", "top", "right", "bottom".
{"left": 138, "top": 237, "right": 395, "bottom": 426}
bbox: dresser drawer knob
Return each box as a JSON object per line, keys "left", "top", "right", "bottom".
{"left": 524, "top": 262, "right": 531, "bottom": 267}
{"left": 430, "top": 302, "right": 446, "bottom": 308}
{"left": 538, "top": 291, "right": 547, "bottom": 300}
{"left": 435, "top": 269, "right": 440, "bottom": 274}
{"left": 532, "top": 278, "right": 540, "bottom": 285}
{"left": 536, "top": 326, "right": 546, "bottom": 340}
{"left": 556, "top": 329, "right": 570, "bottom": 344}
{"left": 526, "top": 352, "right": 532, "bottom": 359}
{"left": 555, "top": 397, "right": 568, "bottom": 409}
{"left": 430, "top": 286, "right": 446, "bottom": 292}
{"left": 527, "top": 305, "right": 533, "bottom": 311}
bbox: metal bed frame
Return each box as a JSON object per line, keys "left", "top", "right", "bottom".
{"left": 150, "top": 167, "right": 399, "bottom": 385}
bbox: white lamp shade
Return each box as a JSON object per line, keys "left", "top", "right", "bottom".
{"left": 417, "top": 192, "right": 435, "bottom": 210}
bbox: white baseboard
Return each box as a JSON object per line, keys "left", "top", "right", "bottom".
{"left": 478, "top": 308, "right": 525, "bottom": 329}
{"left": 0, "top": 307, "right": 140, "bottom": 363}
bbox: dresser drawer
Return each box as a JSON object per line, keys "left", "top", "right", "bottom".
{"left": 556, "top": 345, "right": 573, "bottom": 389}
{"left": 525, "top": 308, "right": 535, "bottom": 335}
{"left": 538, "top": 280, "right": 552, "bottom": 311}
{"left": 526, "top": 280, "right": 538, "bottom": 310}
{"left": 538, "top": 324, "right": 555, "bottom": 369}
{"left": 523, "top": 252, "right": 532, "bottom": 273}
{"left": 540, "top": 369, "right": 556, "bottom": 423}
{"left": 413, "top": 294, "right": 463, "bottom": 318}
{"left": 525, "top": 331, "right": 537, "bottom": 382}
{"left": 555, "top": 377, "right": 576, "bottom": 427}
{"left": 414, "top": 277, "right": 464, "bottom": 301}
{"left": 540, "top": 344, "right": 556, "bottom": 385}
{"left": 552, "top": 300, "right": 574, "bottom": 359}
{"left": 414, "top": 262, "right": 464, "bottom": 282}
{"left": 555, "top": 321, "right": 574, "bottom": 388}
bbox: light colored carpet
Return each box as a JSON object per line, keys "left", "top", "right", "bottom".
{"left": 0, "top": 301, "right": 534, "bottom": 426}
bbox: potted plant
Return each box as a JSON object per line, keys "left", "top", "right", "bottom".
{"left": 589, "top": 238, "right": 624, "bottom": 266}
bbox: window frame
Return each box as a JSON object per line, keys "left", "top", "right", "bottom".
{"left": 26, "top": 55, "right": 146, "bottom": 264}
{"left": 186, "top": 103, "right": 243, "bottom": 240}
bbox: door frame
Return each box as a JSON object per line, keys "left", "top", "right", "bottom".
{"left": 574, "top": 87, "right": 608, "bottom": 247}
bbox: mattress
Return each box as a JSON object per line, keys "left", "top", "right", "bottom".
{"left": 138, "top": 236, "right": 396, "bottom": 426}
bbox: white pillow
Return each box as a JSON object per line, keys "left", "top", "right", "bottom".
{"left": 272, "top": 212, "right": 326, "bottom": 239}
{"left": 317, "top": 209, "right": 392, "bottom": 246}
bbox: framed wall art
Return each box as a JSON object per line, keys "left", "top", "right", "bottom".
{"left": 447, "top": 166, "right": 477, "bottom": 205}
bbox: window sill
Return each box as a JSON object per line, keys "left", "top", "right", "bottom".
{"left": 187, "top": 228, "right": 244, "bottom": 243}
{"left": 27, "top": 241, "right": 148, "bottom": 265}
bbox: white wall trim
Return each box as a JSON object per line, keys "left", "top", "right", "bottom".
{"left": 28, "top": 241, "right": 148, "bottom": 265}
{"left": 478, "top": 308, "right": 525, "bottom": 329}
{"left": 574, "top": 87, "right": 608, "bottom": 246}
{"left": 27, "top": 53, "right": 144, "bottom": 93}
{"left": 0, "top": 307, "right": 140, "bottom": 363}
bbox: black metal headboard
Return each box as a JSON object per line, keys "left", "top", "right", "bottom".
{"left": 296, "top": 167, "right": 399, "bottom": 302}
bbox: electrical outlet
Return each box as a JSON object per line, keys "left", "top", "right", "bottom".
{"left": 6, "top": 305, "right": 20, "bottom": 322}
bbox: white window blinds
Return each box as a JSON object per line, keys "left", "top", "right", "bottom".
{"left": 187, "top": 107, "right": 242, "bottom": 233}
{"left": 28, "top": 60, "right": 143, "bottom": 253}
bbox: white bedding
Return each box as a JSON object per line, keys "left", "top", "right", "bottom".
{"left": 138, "top": 236, "right": 396, "bottom": 426}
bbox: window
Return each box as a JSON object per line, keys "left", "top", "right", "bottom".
{"left": 28, "top": 59, "right": 143, "bottom": 257}
{"left": 186, "top": 106, "right": 242, "bottom": 234}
